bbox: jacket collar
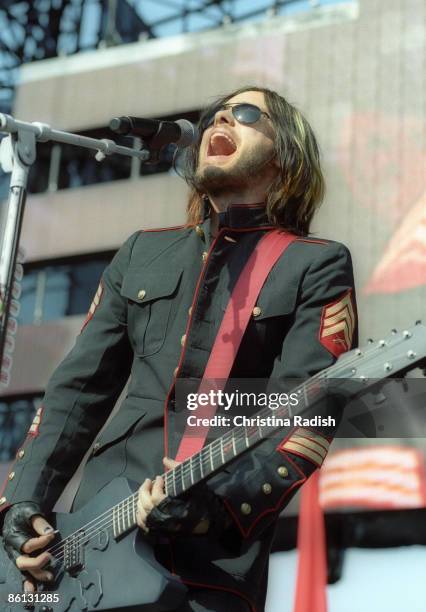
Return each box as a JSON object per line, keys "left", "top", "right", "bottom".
{"left": 202, "top": 201, "right": 272, "bottom": 231}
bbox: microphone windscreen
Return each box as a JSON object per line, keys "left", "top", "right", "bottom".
{"left": 175, "top": 119, "right": 198, "bottom": 148}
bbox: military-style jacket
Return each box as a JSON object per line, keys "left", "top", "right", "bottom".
{"left": 0, "top": 204, "right": 357, "bottom": 611}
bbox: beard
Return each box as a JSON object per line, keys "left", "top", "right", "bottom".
{"left": 193, "top": 147, "right": 275, "bottom": 197}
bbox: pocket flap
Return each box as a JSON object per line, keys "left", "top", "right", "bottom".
{"left": 121, "top": 268, "right": 183, "bottom": 303}
{"left": 93, "top": 396, "right": 147, "bottom": 453}
{"left": 222, "top": 273, "right": 299, "bottom": 320}
{"left": 254, "top": 283, "right": 298, "bottom": 319}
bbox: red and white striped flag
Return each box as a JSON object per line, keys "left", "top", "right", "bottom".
{"left": 319, "top": 446, "right": 426, "bottom": 510}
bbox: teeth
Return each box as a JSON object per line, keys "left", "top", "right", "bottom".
{"left": 214, "top": 134, "right": 235, "bottom": 148}
{"left": 209, "top": 132, "right": 237, "bottom": 155}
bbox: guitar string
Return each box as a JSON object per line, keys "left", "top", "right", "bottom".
{"left": 45, "top": 345, "right": 401, "bottom": 565}
{"left": 45, "top": 340, "right": 412, "bottom": 561}
{"left": 44, "top": 376, "right": 327, "bottom": 562}
{"left": 46, "top": 412, "right": 295, "bottom": 564}
{"left": 46, "top": 408, "right": 279, "bottom": 562}
{"left": 44, "top": 340, "right": 416, "bottom": 560}
{"left": 45, "top": 357, "right": 408, "bottom": 566}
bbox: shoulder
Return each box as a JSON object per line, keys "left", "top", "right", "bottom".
{"left": 294, "top": 236, "right": 351, "bottom": 255}
{"left": 120, "top": 225, "right": 193, "bottom": 254}
{"left": 134, "top": 224, "right": 192, "bottom": 245}
{"left": 286, "top": 235, "right": 353, "bottom": 270}
{"left": 114, "top": 225, "right": 193, "bottom": 268}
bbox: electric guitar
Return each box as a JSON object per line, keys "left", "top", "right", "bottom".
{"left": 1, "top": 324, "right": 425, "bottom": 611}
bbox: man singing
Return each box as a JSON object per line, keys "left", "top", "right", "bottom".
{"left": 1, "top": 86, "right": 357, "bottom": 611}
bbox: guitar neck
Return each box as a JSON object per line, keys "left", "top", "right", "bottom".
{"left": 110, "top": 371, "right": 330, "bottom": 538}
{"left": 51, "top": 324, "right": 426, "bottom": 546}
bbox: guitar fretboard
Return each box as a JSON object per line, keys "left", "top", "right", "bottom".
{"left": 110, "top": 376, "right": 326, "bottom": 538}
{"left": 45, "top": 324, "right": 426, "bottom": 561}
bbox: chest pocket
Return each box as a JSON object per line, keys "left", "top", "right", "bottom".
{"left": 121, "top": 268, "right": 183, "bottom": 357}
{"left": 253, "top": 279, "right": 298, "bottom": 321}
{"left": 220, "top": 272, "right": 300, "bottom": 370}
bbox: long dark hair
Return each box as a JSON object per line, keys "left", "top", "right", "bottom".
{"left": 183, "top": 85, "right": 325, "bottom": 235}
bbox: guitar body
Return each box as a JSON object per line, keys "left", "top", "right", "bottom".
{"left": 1, "top": 327, "right": 425, "bottom": 610}
{"left": 0, "top": 478, "right": 187, "bottom": 611}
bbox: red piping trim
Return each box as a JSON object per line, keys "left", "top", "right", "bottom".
{"left": 143, "top": 224, "right": 189, "bottom": 232}
{"left": 223, "top": 453, "right": 307, "bottom": 538}
{"left": 276, "top": 425, "right": 297, "bottom": 448}
{"left": 296, "top": 238, "right": 330, "bottom": 245}
{"left": 181, "top": 578, "right": 257, "bottom": 612}
{"left": 163, "top": 226, "right": 276, "bottom": 458}
{"left": 80, "top": 281, "right": 104, "bottom": 334}
{"left": 27, "top": 405, "right": 44, "bottom": 438}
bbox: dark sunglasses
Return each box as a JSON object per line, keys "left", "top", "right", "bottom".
{"left": 202, "top": 102, "right": 271, "bottom": 130}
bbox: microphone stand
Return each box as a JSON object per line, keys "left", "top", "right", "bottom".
{"left": 0, "top": 113, "right": 152, "bottom": 387}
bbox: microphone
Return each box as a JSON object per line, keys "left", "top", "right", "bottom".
{"left": 109, "top": 116, "right": 198, "bottom": 148}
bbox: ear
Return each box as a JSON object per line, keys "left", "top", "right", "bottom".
{"left": 273, "top": 156, "right": 280, "bottom": 169}
{"left": 271, "top": 153, "right": 280, "bottom": 170}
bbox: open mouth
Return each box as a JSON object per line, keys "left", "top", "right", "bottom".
{"left": 207, "top": 132, "right": 237, "bottom": 158}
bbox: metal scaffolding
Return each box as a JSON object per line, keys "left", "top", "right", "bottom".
{"left": 0, "top": 0, "right": 320, "bottom": 112}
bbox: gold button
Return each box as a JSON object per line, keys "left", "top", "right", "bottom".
{"left": 262, "top": 483, "right": 272, "bottom": 495}
{"left": 0, "top": 496, "right": 7, "bottom": 506}
{"left": 137, "top": 289, "right": 146, "bottom": 300}
{"left": 181, "top": 334, "right": 187, "bottom": 346}
{"left": 173, "top": 367, "right": 179, "bottom": 377}
{"left": 202, "top": 251, "right": 208, "bottom": 262}
{"left": 8, "top": 472, "right": 15, "bottom": 481}
{"left": 188, "top": 306, "right": 193, "bottom": 316}
{"left": 252, "top": 306, "right": 262, "bottom": 317}
{"left": 17, "top": 449, "right": 25, "bottom": 459}
{"left": 240, "top": 503, "right": 252, "bottom": 515}
{"left": 195, "top": 225, "right": 204, "bottom": 238}
{"left": 277, "top": 466, "right": 289, "bottom": 478}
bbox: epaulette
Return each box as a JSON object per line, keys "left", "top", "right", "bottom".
{"left": 142, "top": 224, "right": 193, "bottom": 233}
{"left": 296, "top": 237, "right": 330, "bottom": 245}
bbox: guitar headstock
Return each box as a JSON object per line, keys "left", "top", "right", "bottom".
{"left": 334, "top": 322, "right": 426, "bottom": 384}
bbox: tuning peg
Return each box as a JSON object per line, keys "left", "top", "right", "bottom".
{"left": 415, "top": 320, "right": 422, "bottom": 325}
{"left": 391, "top": 329, "right": 398, "bottom": 334}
